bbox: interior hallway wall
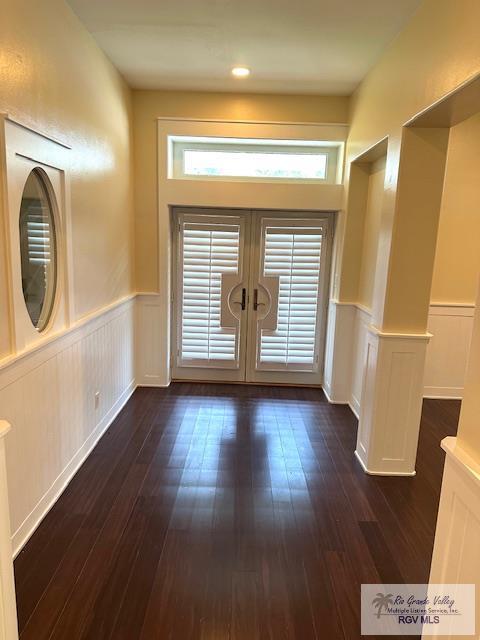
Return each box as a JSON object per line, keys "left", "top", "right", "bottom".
{"left": 0, "top": 0, "right": 136, "bottom": 556}
{"left": 344, "top": 0, "right": 480, "bottom": 453}
{"left": 132, "top": 90, "right": 349, "bottom": 293}
{"left": 431, "top": 112, "right": 480, "bottom": 305}
{"left": 0, "top": 0, "right": 134, "bottom": 348}
{"left": 357, "top": 157, "right": 386, "bottom": 311}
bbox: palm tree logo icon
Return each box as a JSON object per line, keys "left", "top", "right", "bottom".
{"left": 372, "top": 593, "right": 394, "bottom": 618}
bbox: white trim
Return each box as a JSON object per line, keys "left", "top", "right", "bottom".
{"left": 424, "top": 304, "right": 474, "bottom": 398}
{"left": 157, "top": 118, "right": 346, "bottom": 388}
{"left": 354, "top": 450, "right": 416, "bottom": 477}
{"left": 3, "top": 114, "right": 71, "bottom": 150}
{"left": 429, "top": 302, "right": 475, "bottom": 309}
{"left": 0, "top": 421, "right": 17, "bottom": 640}
{"left": 441, "top": 436, "right": 480, "bottom": 488}
{"left": 11, "top": 379, "right": 136, "bottom": 557}
{"left": 0, "top": 296, "right": 136, "bottom": 562}
{"left": 157, "top": 116, "right": 349, "bottom": 128}
{"left": 0, "top": 294, "right": 136, "bottom": 385}
{"left": 355, "top": 329, "right": 429, "bottom": 475}
{"left": 368, "top": 324, "right": 432, "bottom": 341}
{"left": 425, "top": 436, "right": 480, "bottom": 639}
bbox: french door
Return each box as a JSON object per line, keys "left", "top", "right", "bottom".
{"left": 171, "top": 208, "right": 332, "bottom": 385}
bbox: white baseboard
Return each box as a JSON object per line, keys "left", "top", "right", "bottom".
{"left": 12, "top": 379, "right": 136, "bottom": 557}
{"left": 354, "top": 449, "right": 416, "bottom": 477}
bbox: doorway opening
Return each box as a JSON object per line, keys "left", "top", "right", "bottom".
{"left": 171, "top": 208, "right": 334, "bottom": 385}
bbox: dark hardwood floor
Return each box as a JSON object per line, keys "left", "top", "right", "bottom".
{"left": 14, "top": 384, "right": 460, "bottom": 640}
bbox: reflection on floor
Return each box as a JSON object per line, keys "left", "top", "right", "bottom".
{"left": 14, "top": 384, "right": 460, "bottom": 639}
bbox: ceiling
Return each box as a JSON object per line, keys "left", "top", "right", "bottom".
{"left": 67, "top": 0, "right": 421, "bottom": 95}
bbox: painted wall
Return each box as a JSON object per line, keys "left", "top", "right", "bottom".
{"left": 341, "top": 0, "right": 480, "bottom": 332}
{"left": 344, "top": 0, "right": 480, "bottom": 456}
{"left": 132, "top": 90, "right": 349, "bottom": 292}
{"left": 430, "top": 113, "right": 480, "bottom": 305}
{"left": 357, "top": 157, "right": 386, "bottom": 310}
{"left": 0, "top": 0, "right": 134, "bottom": 357}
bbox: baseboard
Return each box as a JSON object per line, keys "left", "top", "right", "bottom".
{"left": 322, "top": 386, "right": 346, "bottom": 404}
{"left": 11, "top": 379, "right": 137, "bottom": 557}
{"left": 137, "top": 382, "right": 171, "bottom": 388}
{"left": 322, "top": 386, "right": 360, "bottom": 422}
{"left": 348, "top": 401, "right": 360, "bottom": 419}
{"left": 354, "top": 450, "right": 416, "bottom": 477}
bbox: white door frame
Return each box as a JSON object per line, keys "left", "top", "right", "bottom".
{"left": 246, "top": 211, "right": 333, "bottom": 386}
{"left": 171, "top": 207, "right": 334, "bottom": 385}
{"left": 135, "top": 118, "right": 345, "bottom": 388}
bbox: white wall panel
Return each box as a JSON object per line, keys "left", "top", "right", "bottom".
{"left": 350, "top": 306, "right": 371, "bottom": 417}
{"left": 0, "top": 297, "right": 135, "bottom": 556}
{"left": 424, "top": 437, "right": 480, "bottom": 639}
{"left": 424, "top": 305, "right": 474, "bottom": 398}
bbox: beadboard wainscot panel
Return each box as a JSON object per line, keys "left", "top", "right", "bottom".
{"left": 135, "top": 293, "right": 168, "bottom": 387}
{"left": 424, "top": 304, "right": 475, "bottom": 398}
{"left": 0, "top": 296, "right": 135, "bottom": 556}
{"left": 423, "top": 437, "right": 480, "bottom": 639}
{"left": 350, "top": 305, "right": 372, "bottom": 418}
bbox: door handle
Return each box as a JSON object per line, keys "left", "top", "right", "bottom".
{"left": 253, "top": 288, "right": 265, "bottom": 311}
{"left": 231, "top": 287, "right": 246, "bottom": 311}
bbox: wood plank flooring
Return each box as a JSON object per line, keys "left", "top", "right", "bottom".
{"left": 14, "top": 384, "right": 460, "bottom": 640}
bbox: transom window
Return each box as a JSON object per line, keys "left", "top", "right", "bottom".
{"left": 170, "top": 137, "right": 343, "bottom": 184}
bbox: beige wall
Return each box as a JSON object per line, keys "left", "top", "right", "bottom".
{"left": 132, "top": 90, "right": 349, "bottom": 292}
{"left": 342, "top": 0, "right": 480, "bottom": 328}
{"left": 357, "top": 156, "right": 386, "bottom": 310}
{"left": 430, "top": 112, "right": 480, "bottom": 304}
{"left": 344, "top": 0, "right": 480, "bottom": 455}
{"left": 0, "top": 0, "right": 134, "bottom": 356}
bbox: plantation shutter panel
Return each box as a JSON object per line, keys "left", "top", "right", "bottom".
{"left": 179, "top": 218, "right": 241, "bottom": 366}
{"left": 259, "top": 225, "right": 324, "bottom": 370}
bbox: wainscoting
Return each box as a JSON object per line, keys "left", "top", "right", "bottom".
{"left": 135, "top": 293, "right": 166, "bottom": 387}
{"left": 424, "top": 436, "right": 480, "bottom": 640}
{"left": 326, "top": 301, "right": 475, "bottom": 419}
{"left": 424, "top": 304, "right": 475, "bottom": 399}
{"left": 0, "top": 297, "right": 135, "bottom": 556}
{"left": 1, "top": 294, "right": 474, "bottom": 557}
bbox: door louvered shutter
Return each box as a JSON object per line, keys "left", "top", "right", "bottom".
{"left": 26, "top": 204, "right": 52, "bottom": 266}
{"left": 260, "top": 226, "right": 323, "bottom": 370}
{"left": 179, "top": 220, "right": 241, "bottom": 366}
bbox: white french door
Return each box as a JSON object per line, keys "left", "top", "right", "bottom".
{"left": 172, "top": 208, "right": 332, "bottom": 385}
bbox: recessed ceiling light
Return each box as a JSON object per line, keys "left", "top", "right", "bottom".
{"left": 232, "top": 66, "right": 250, "bottom": 78}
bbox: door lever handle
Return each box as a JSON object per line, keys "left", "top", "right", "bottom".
{"left": 241, "top": 287, "right": 246, "bottom": 311}
{"left": 232, "top": 287, "right": 246, "bottom": 311}
{"left": 253, "top": 288, "right": 265, "bottom": 311}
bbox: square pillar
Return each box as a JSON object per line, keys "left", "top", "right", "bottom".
{"left": 355, "top": 327, "right": 430, "bottom": 475}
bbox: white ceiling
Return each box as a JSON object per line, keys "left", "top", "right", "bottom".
{"left": 67, "top": 0, "right": 421, "bottom": 95}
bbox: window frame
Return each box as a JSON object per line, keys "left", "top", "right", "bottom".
{"left": 18, "top": 167, "right": 59, "bottom": 333}
{"left": 169, "top": 136, "right": 342, "bottom": 184}
{"left": 2, "top": 116, "right": 74, "bottom": 355}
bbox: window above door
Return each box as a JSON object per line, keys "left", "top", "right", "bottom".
{"left": 169, "top": 136, "right": 344, "bottom": 184}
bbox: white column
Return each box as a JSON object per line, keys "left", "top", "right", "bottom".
{"left": 355, "top": 327, "right": 430, "bottom": 476}
{"left": 0, "top": 421, "right": 18, "bottom": 640}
